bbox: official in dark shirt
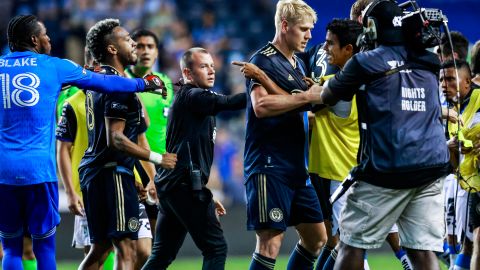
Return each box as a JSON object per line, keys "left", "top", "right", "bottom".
{"left": 77, "top": 19, "right": 177, "bottom": 270}
{"left": 142, "top": 47, "right": 246, "bottom": 270}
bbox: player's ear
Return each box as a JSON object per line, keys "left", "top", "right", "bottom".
{"left": 281, "top": 20, "right": 289, "bottom": 33}
{"left": 107, "top": 44, "right": 117, "bottom": 55}
{"left": 345, "top": 44, "right": 354, "bottom": 54}
{"left": 31, "top": 35, "right": 39, "bottom": 48}
{"left": 465, "top": 75, "right": 472, "bottom": 89}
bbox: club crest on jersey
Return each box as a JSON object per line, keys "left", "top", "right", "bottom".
{"left": 128, "top": 217, "right": 140, "bottom": 232}
{"left": 269, "top": 208, "right": 283, "bottom": 222}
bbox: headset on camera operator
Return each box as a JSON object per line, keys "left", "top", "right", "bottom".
{"left": 316, "top": 0, "right": 452, "bottom": 269}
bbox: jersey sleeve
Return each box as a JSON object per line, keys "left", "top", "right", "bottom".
{"left": 55, "top": 102, "right": 77, "bottom": 142}
{"left": 247, "top": 54, "right": 277, "bottom": 94}
{"left": 104, "top": 93, "right": 131, "bottom": 119}
{"left": 327, "top": 56, "right": 368, "bottom": 101}
{"left": 186, "top": 88, "right": 246, "bottom": 115}
{"left": 52, "top": 57, "right": 145, "bottom": 93}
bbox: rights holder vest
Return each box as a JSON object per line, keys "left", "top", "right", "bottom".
{"left": 354, "top": 46, "right": 449, "bottom": 176}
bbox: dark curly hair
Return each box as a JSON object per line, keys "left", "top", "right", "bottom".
{"left": 86, "top": 18, "right": 120, "bottom": 63}
{"left": 7, "top": 15, "right": 41, "bottom": 52}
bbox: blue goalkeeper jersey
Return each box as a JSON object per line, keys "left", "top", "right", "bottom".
{"left": 0, "top": 51, "right": 146, "bottom": 186}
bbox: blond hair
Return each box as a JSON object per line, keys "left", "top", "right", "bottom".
{"left": 274, "top": 0, "right": 317, "bottom": 31}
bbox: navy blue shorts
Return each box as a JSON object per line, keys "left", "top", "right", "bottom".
{"left": 82, "top": 167, "right": 140, "bottom": 243}
{"left": 245, "top": 173, "right": 324, "bottom": 231}
{"left": 0, "top": 182, "right": 60, "bottom": 239}
{"left": 310, "top": 173, "right": 333, "bottom": 222}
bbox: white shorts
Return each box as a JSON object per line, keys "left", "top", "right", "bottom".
{"left": 72, "top": 214, "right": 91, "bottom": 249}
{"left": 332, "top": 181, "right": 398, "bottom": 236}
{"left": 445, "top": 174, "right": 473, "bottom": 241}
{"left": 72, "top": 203, "right": 151, "bottom": 248}
{"left": 340, "top": 178, "right": 446, "bottom": 252}
{"left": 138, "top": 203, "right": 152, "bottom": 239}
{"left": 331, "top": 181, "right": 343, "bottom": 236}
{"left": 445, "top": 174, "right": 456, "bottom": 235}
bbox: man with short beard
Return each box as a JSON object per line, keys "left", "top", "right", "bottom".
{"left": 78, "top": 19, "right": 177, "bottom": 270}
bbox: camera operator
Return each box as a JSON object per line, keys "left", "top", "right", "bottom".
{"left": 315, "top": 1, "right": 451, "bottom": 269}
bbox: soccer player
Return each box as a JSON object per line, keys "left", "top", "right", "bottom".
{"left": 443, "top": 60, "right": 477, "bottom": 270}
{"left": 142, "top": 47, "right": 246, "bottom": 270}
{"left": 56, "top": 46, "right": 119, "bottom": 269}
{"left": 0, "top": 15, "right": 164, "bottom": 270}
{"left": 309, "top": 11, "right": 412, "bottom": 270}
{"left": 57, "top": 49, "right": 157, "bottom": 270}
{"left": 125, "top": 29, "right": 175, "bottom": 236}
{"left": 467, "top": 40, "right": 480, "bottom": 270}
{"left": 77, "top": 18, "right": 177, "bottom": 270}
{"left": 241, "top": 1, "right": 326, "bottom": 269}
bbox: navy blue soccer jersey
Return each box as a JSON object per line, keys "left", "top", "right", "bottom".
{"left": 297, "top": 43, "right": 340, "bottom": 82}
{"left": 79, "top": 66, "right": 146, "bottom": 188}
{"left": 244, "top": 43, "right": 310, "bottom": 184}
{"left": 56, "top": 102, "right": 77, "bottom": 143}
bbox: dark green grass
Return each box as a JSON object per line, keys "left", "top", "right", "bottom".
{"left": 8, "top": 253, "right": 446, "bottom": 270}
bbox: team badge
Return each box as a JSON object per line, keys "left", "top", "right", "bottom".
{"left": 128, "top": 217, "right": 140, "bottom": 232}
{"left": 269, "top": 208, "right": 283, "bottom": 222}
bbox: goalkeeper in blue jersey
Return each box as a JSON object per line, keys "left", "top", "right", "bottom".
{"left": 0, "top": 15, "right": 165, "bottom": 270}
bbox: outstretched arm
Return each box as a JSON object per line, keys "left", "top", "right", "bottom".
{"left": 57, "top": 141, "right": 84, "bottom": 216}
{"left": 250, "top": 84, "right": 322, "bottom": 118}
{"left": 232, "top": 61, "right": 289, "bottom": 96}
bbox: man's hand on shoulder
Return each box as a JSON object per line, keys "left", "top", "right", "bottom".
{"left": 232, "top": 61, "right": 265, "bottom": 81}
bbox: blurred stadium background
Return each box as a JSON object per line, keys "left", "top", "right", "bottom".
{"left": 0, "top": 0, "right": 478, "bottom": 268}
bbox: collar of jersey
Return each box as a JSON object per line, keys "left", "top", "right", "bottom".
{"left": 268, "top": 42, "right": 298, "bottom": 69}
{"left": 101, "top": 65, "right": 121, "bottom": 75}
{"left": 8, "top": 51, "right": 36, "bottom": 58}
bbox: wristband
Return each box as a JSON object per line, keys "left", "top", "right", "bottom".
{"left": 149, "top": 151, "right": 163, "bottom": 165}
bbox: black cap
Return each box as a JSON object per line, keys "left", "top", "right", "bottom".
{"left": 363, "top": 0, "right": 404, "bottom": 44}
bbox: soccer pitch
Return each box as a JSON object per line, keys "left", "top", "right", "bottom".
{"left": 15, "top": 253, "right": 447, "bottom": 270}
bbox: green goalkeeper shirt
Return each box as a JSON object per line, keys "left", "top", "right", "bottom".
{"left": 125, "top": 68, "right": 174, "bottom": 154}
